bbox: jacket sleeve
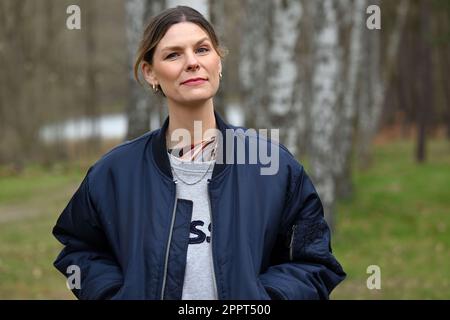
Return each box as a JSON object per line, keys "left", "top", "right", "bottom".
{"left": 258, "top": 167, "right": 346, "bottom": 300}
{"left": 52, "top": 170, "right": 123, "bottom": 300}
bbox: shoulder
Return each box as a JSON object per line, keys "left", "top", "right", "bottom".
{"left": 228, "top": 125, "right": 304, "bottom": 170}
{"left": 86, "top": 129, "right": 157, "bottom": 181}
{"left": 226, "top": 125, "right": 305, "bottom": 190}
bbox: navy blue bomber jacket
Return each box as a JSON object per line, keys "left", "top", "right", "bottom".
{"left": 52, "top": 111, "right": 346, "bottom": 300}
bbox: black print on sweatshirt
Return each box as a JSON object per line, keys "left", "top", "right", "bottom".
{"left": 189, "top": 220, "right": 211, "bottom": 244}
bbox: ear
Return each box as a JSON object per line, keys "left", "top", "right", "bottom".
{"left": 142, "top": 62, "right": 158, "bottom": 86}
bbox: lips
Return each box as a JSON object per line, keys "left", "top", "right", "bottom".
{"left": 181, "top": 77, "right": 207, "bottom": 85}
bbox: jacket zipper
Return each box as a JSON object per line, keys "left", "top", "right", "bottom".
{"left": 160, "top": 181, "right": 178, "bottom": 300}
{"left": 289, "top": 225, "right": 297, "bottom": 261}
{"left": 207, "top": 179, "right": 219, "bottom": 299}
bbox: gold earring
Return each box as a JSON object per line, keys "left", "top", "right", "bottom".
{"left": 219, "top": 72, "right": 222, "bottom": 79}
{"left": 152, "top": 84, "right": 159, "bottom": 93}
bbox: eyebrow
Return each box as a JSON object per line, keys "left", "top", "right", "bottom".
{"left": 161, "top": 37, "right": 210, "bottom": 53}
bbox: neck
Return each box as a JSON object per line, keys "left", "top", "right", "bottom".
{"left": 166, "top": 99, "right": 217, "bottom": 149}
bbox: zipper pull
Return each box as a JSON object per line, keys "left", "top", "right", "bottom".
{"left": 289, "top": 225, "right": 297, "bottom": 261}
{"left": 287, "top": 225, "right": 297, "bottom": 248}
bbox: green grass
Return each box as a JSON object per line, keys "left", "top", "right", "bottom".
{"left": 0, "top": 140, "right": 449, "bottom": 299}
{"left": 331, "top": 140, "right": 450, "bottom": 299}
{"left": 0, "top": 163, "right": 86, "bottom": 299}
{"left": 0, "top": 213, "right": 74, "bottom": 299}
{"left": 0, "top": 163, "right": 85, "bottom": 205}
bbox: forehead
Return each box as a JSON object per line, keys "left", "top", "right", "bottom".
{"left": 157, "top": 22, "right": 211, "bottom": 51}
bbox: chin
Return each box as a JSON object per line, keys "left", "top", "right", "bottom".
{"left": 181, "top": 94, "right": 214, "bottom": 106}
{"left": 183, "top": 89, "right": 215, "bottom": 100}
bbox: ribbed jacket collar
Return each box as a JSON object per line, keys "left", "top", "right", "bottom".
{"left": 151, "top": 110, "right": 232, "bottom": 181}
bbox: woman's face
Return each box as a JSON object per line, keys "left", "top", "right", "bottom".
{"left": 142, "top": 22, "right": 222, "bottom": 106}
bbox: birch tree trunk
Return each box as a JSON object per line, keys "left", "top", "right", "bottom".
{"left": 268, "top": 0, "right": 303, "bottom": 154}
{"left": 125, "top": 0, "right": 166, "bottom": 140}
{"left": 239, "top": 0, "right": 366, "bottom": 228}
{"left": 334, "top": 0, "right": 367, "bottom": 199}
{"left": 309, "top": 0, "right": 342, "bottom": 230}
{"left": 239, "top": 0, "right": 273, "bottom": 130}
{"left": 239, "top": 0, "right": 302, "bottom": 153}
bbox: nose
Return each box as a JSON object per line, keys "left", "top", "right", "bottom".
{"left": 185, "top": 51, "right": 200, "bottom": 72}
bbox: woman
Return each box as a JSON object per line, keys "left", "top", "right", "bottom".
{"left": 53, "top": 5, "right": 346, "bottom": 300}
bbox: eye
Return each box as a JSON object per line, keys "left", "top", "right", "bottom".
{"left": 165, "top": 52, "right": 179, "bottom": 60}
{"left": 197, "top": 47, "right": 210, "bottom": 53}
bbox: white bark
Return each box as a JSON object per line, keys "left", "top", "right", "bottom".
{"left": 309, "top": 0, "right": 342, "bottom": 228}
{"left": 268, "top": 0, "right": 303, "bottom": 154}
{"left": 334, "top": 0, "right": 367, "bottom": 198}
{"left": 240, "top": 0, "right": 302, "bottom": 152}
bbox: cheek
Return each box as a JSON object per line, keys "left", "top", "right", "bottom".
{"left": 157, "top": 65, "right": 181, "bottom": 83}
{"left": 208, "top": 56, "right": 220, "bottom": 69}
{"left": 210, "top": 62, "right": 221, "bottom": 81}
{"left": 209, "top": 60, "right": 221, "bottom": 78}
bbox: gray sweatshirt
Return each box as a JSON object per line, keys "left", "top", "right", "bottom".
{"left": 168, "top": 153, "right": 217, "bottom": 300}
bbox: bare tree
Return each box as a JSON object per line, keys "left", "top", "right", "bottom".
{"left": 267, "top": 0, "right": 303, "bottom": 154}
{"left": 42, "top": 0, "right": 68, "bottom": 163}
{"left": 84, "top": 0, "right": 101, "bottom": 154}
{"left": 0, "top": 0, "right": 43, "bottom": 168}
{"left": 208, "top": 0, "right": 226, "bottom": 117}
{"left": 308, "top": 0, "right": 342, "bottom": 229}
{"left": 239, "top": 0, "right": 274, "bottom": 130}
{"left": 356, "top": 0, "right": 409, "bottom": 168}
{"left": 209, "top": 0, "right": 242, "bottom": 119}
{"left": 125, "top": 0, "right": 166, "bottom": 141}
{"left": 438, "top": 5, "right": 450, "bottom": 140}
{"left": 238, "top": 0, "right": 372, "bottom": 228}
{"left": 435, "top": 1, "right": 450, "bottom": 140}
{"left": 415, "top": 0, "right": 434, "bottom": 163}
{"left": 333, "top": 0, "right": 367, "bottom": 199}
{"left": 239, "top": 0, "right": 303, "bottom": 154}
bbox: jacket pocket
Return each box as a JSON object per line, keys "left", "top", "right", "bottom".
{"left": 264, "top": 285, "right": 288, "bottom": 300}
{"left": 288, "top": 218, "right": 329, "bottom": 262}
